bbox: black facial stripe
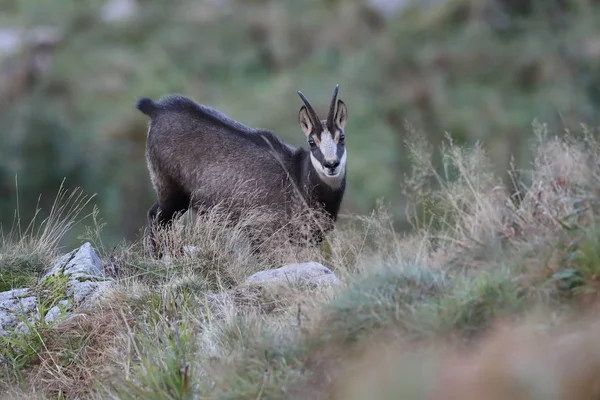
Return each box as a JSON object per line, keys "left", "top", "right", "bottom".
{"left": 336, "top": 143, "right": 345, "bottom": 159}
{"left": 311, "top": 147, "right": 326, "bottom": 163}
{"left": 311, "top": 143, "right": 345, "bottom": 164}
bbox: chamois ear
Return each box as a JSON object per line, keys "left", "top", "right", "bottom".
{"left": 335, "top": 99, "right": 347, "bottom": 130}
{"left": 298, "top": 105, "right": 314, "bottom": 136}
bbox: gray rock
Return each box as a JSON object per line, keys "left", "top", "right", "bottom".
{"left": 202, "top": 263, "right": 341, "bottom": 316}
{"left": 0, "top": 243, "right": 113, "bottom": 338}
{"left": 43, "top": 242, "right": 105, "bottom": 281}
{"left": 74, "top": 280, "right": 114, "bottom": 309}
{"left": 42, "top": 242, "right": 113, "bottom": 309}
{"left": 245, "top": 262, "right": 341, "bottom": 287}
{"left": 43, "top": 300, "right": 70, "bottom": 324}
{"left": 43, "top": 307, "right": 61, "bottom": 324}
{"left": 0, "top": 289, "right": 37, "bottom": 336}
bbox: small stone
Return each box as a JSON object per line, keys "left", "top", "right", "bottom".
{"left": 44, "top": 305, "right": 62, "bottom": 324}
{"left": 41, "top": 242, "right": 113, "bottom": 309}
{"left": 42, "top": 242, "right": 106, "bottom": 281}
{"left": 34, "top": 299, "right": 70, "bottom": 325}
{"left": 245, "top": 262, "right": 341, "bottom": 287}
{"left": 0, "top": 289, "right": 37, "bottom": 336}
{"left": 74, "top": 280, "right": 114, "bottom": 309}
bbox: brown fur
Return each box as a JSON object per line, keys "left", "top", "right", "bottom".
{"left": 136, "top": 87, "right": 347, "bottom": 258}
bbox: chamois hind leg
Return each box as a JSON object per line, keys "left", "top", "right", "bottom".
{"left": 147, "top": 194, "right": 190, "bottom": 259}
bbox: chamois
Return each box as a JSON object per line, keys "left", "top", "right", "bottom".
{"left": 136, "top": 85, "right": 348, "bottom": 258}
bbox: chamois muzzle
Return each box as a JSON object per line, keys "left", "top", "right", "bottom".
{"left": 323, "top": 160, "right": 340, "bottom": 170}
{"left": 323, "top": 159, "right": 342, "bottom": 176}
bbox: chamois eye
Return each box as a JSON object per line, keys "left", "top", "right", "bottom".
{"left": 339, "top": 134, "right": 345, "bottom": 143}
{"left": 308, "top": 138, "right": 316, "bottom": 148}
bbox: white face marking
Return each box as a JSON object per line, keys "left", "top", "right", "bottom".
{"left": 319, "top": 130, "right": 338, "bottom": 161}
{"left": 311, "top": 148, "right": 347, "bottom": 189}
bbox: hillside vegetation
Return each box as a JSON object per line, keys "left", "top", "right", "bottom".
{"left": 4, "top": 1, "right": 600, "bottom": 398}
{"left": 2, "top": 127, "right": 600, "bottom": 399}
{"left": 3, "top": 0, "right": 600, "bottom": 245}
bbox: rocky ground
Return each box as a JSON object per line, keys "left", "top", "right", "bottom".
{"left": 0, "top": 241, "right": 341, "bottom": 343}
{"left": 2, "top": 125, "right": 600, "bottom": 399}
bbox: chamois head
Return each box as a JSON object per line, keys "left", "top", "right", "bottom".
{"left": 297, "top": 85, "right": 348, "bottom": 186}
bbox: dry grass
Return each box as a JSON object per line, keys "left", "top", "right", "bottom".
{"left": 3, "top": 124, "right": 600, "bottom": 399}
{"left": 0, "top": 181, "right": 96, "bottom": 291}
{"left": 24, "top": 307, "right": 127, "bottom": 398}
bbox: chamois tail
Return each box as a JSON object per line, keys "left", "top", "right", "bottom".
{"left": 136, "top": 97, "right": 158, "bottom": 118}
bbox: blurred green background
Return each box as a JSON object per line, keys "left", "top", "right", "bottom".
{"left": 1, "top": 0, "right": 600, "bottom": 247}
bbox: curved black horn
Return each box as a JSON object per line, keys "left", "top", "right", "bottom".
{"left": 297, "top": 90, "right": 320, "bottom": 127}
{"left": 326, "top": 84, "right": 339, "bottom": 132}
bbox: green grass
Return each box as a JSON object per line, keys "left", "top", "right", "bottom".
{"left": 0, "top": 270, "right": 39, "bottom": 292}
{"left": 3, "top": 126, "right": 600, "bottom": 399}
